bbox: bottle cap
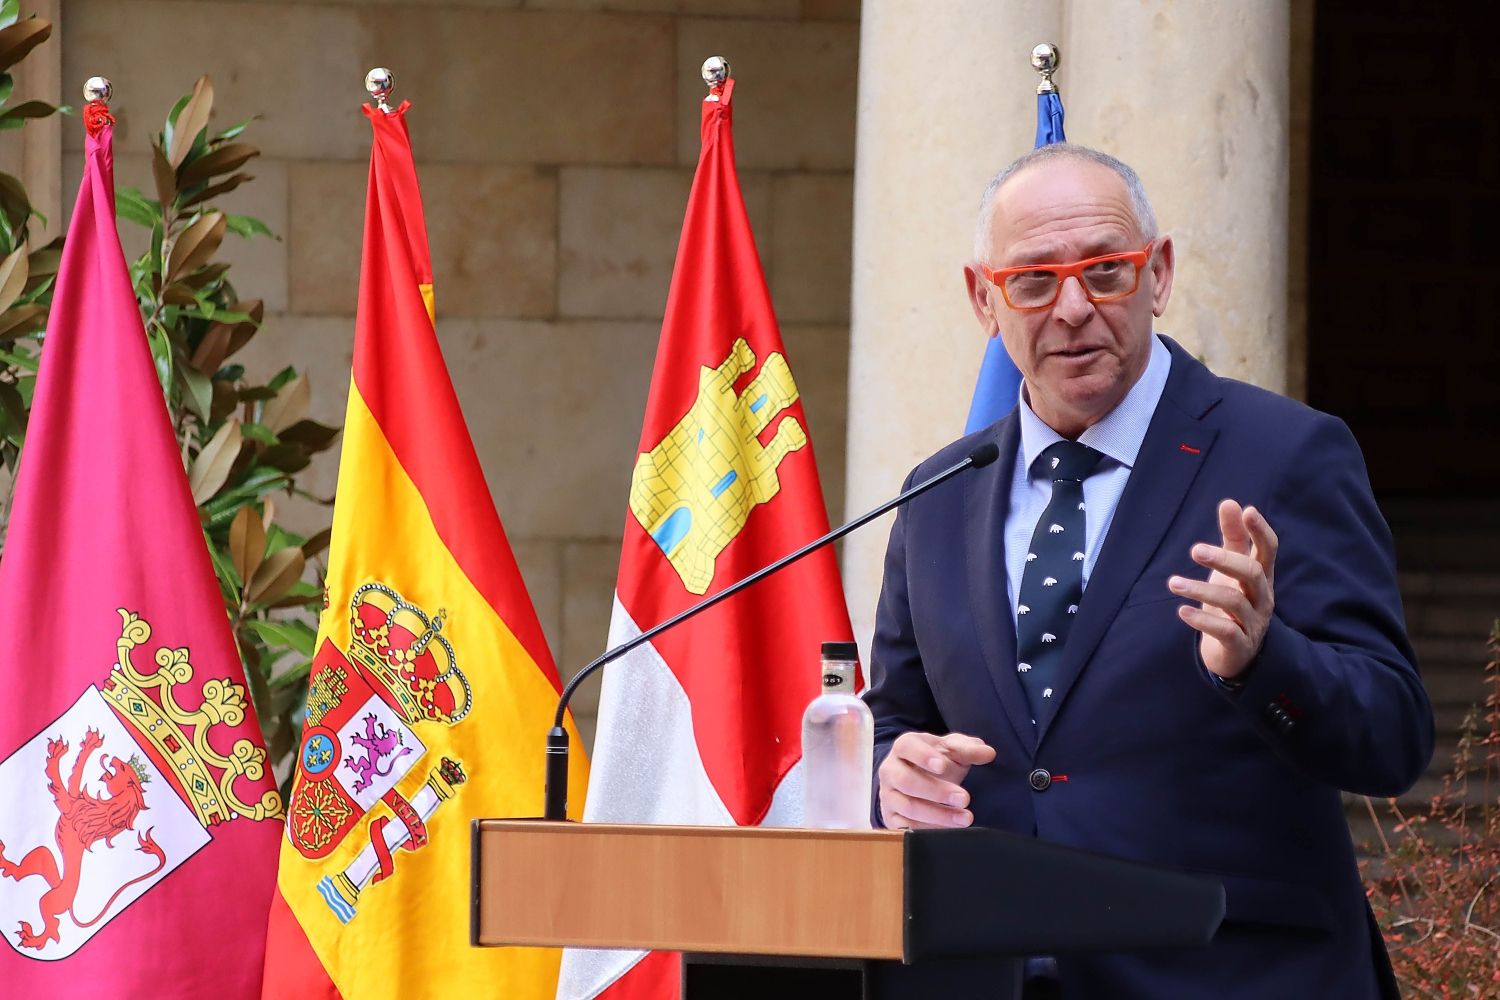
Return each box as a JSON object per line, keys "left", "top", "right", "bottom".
{"left": 821, "top": 641, "right": 858, "bottom": 662}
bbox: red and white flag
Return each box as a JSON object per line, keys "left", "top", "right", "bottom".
{"left": 0, "top": 102, "right": 281, "bottom": 996}
{"left": 556, "top": 76, "right": 854, "bottom": 1000}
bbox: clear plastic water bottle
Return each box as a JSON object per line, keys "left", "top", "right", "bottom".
{"left": 802, "top": 641, "right": 874, "bottom": 829}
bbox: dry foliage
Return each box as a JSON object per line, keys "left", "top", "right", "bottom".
{"left": 1363, "top": 623, "right": 1500, "bottom": 998}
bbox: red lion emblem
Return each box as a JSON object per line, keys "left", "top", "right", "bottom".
{"left": 0, "top": 727, "right": 165, "bottom": 950}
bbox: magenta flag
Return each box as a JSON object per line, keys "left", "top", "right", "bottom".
{"left": 0, "top": 104, "right": 281, "bottom": 997}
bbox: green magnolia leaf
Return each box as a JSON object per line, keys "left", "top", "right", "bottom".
{"left": 0, "top": 379, "right": 26, "bottom": 433}
{"left": 236, "top": 632, "right": 277, "bottom": 738}
{"left": 267, "top": 365, "right": 298, "bottom": 391}
{"left": 148, "top": 328, "right": 177, "bottom": 394}
{"left": 0, "top": 170, "right": 30, "bottom": 235}
{"left": 243, "top": 617, "right": 317, "bottom": 659}
{"left": 240, "top": 421, "right": 277, "bottom": 445}
{"left": 0, "top": 99, "right": 57, "bottom": 122}
{"left": 215, "top": 116, "right": 258, "bottom": 143}
{"left": 203, "top": 530, "right": 243, "bottom": 603}
{"left": 160, "top": 92, "right": 190, "bottom": 161}
{"left": 224, "top": 213, "right": 275, "bottom": 240}
{"left": 269, "top": 658, "right": 313, "bottom": 695}
{"left": 0, "top": 73, "right": 13, "bottom": 107}
{"left": 0, "top": 1, "right": 19, "bottom": 30}
{"left": 115, "top": 186, "right": 160, "bottom": 229}
{"left": 17, "top": 272, "right": 52, "bottom": 302}
{"left": 0, "top": 344, "right": 37, "bottom": 370}
{"left": 198, "top": 466, "right": 293, "bottom": 524}
{"left": 181, "top": 364, "right": 212, "bottom": 420}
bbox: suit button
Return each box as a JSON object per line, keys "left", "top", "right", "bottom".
{"left": 1029, "top": 768, "right": 1052, "bottom": 791}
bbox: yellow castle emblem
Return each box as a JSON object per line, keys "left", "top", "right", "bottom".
{"left": 631, "top": 338, "right": 807, "bottom": 594}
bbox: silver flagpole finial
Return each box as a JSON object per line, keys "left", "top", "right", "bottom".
{"left": 364, "top": 67, "right": 395, "bottom": 113}
{"left": 701, "top": 55, "right": 731, "bottom": 101}
{"left": 1031, "top": 43, "right": 1060, "bottom": 95}
{"left": 83, "top": 76, "right": 112, "bottom": 103}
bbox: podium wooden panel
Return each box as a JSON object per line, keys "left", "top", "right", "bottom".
{"left": 472, "top": 821, "right": 906, "bottom": 959}
{"left": 473, "top": 819, "right": 1224, "bottom": 999}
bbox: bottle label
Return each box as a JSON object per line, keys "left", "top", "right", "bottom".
{"left": 821, "top": 659, "right": 855, "bottom": 692}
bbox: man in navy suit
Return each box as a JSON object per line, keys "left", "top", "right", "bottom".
{"left": 866, "top": 144, "right": 1433, "bottom": 998}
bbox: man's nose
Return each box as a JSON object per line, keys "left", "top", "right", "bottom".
{"left": 1052, "top": 275, "right": 1095, "bottom": 325}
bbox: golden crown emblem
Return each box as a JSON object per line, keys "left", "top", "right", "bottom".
{"left": 343, "top": 583, "right": 472, "bottom": 727}
{"left": 103, "top": 609, "right": 283, "bottom": 826}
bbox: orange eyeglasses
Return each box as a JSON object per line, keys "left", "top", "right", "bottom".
{"left": 980, "top": 240, "right": 1156, "bottom": 311}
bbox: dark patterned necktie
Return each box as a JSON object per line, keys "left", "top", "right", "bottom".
{"left": 1016, "top": 440, "right": 1105, "bottom": 722}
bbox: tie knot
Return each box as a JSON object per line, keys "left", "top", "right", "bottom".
{"left": 1038, "top": 440, "right": 1105, "bottom": 482}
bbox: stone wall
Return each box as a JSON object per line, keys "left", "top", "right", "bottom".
{"left": 57, "top": 0, "right": 860, "bottom": 746}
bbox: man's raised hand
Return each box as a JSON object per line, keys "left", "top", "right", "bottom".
{"left": 1169, "top": 498, "right": 1278, "bottom": 680}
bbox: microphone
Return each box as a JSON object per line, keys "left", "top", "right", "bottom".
{"left": 543, "top": 440, "right": 1000, "bottom": 821}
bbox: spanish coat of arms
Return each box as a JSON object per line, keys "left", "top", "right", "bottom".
{"left": 286, "top": 582, "right": 471, "bottom": 924}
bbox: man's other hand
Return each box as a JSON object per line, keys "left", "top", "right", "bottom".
{"left": 878, "top": 731, "right": 996, "bottom": 829}
{"left": 1169, "top": 498, "right": 1278, "bottom": 680}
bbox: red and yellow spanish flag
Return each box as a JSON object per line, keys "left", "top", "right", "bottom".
{"left": 262, "top": 99, "right": 587, "bottom": 1000}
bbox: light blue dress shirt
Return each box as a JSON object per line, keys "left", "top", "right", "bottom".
{"left": 1004, "top": 334, "right": 1173, "bottom": 623}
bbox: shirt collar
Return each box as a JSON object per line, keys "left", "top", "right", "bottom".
{"left": 1016, "top": 334, "right": 1173, "bottom": 477}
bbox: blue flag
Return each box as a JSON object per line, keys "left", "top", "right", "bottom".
{"left": 963, "top": 90, "right": 1066, "bottom": 434}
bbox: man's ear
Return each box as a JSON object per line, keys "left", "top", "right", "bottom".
{"left": 963, "top": 263, "right": 1000, "bottom": 336}
{"left": 1150, "top": 236, "right": 1175, "bottom": 318}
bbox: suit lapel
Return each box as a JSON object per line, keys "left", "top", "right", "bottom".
{"left": 963, "top": 414, "right": 1037, "bottom": 752}
{"left": 1034, "top": 340, "right": 1222, "bottom": 743}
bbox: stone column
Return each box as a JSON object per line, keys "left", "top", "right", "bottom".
{"left": 1062, "top": 0, "right": 1290, "bottom": 389}
{"left": 843, "top": 1, "right": 1290, "bottom": 653}
{"left": 843, "top": 0, "right": 1062, "bottom": 657}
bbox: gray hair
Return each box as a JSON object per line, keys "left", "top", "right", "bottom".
{"left": 973, "top": 143, "right": 1159, "bottom": 259}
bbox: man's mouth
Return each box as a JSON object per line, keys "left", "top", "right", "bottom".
{"left": 1053, "top": 346, "right": 1102, "bottom": 360}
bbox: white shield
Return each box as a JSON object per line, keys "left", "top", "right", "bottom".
{"left": 331, "top": 695, "right": 424, "bottom": 812}
{"left": 0, "top": 686, "right": 210, "bottom": 961}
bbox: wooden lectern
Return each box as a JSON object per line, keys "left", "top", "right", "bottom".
{"left": 472, "top": 820, "right": 1224, "bottom": 999}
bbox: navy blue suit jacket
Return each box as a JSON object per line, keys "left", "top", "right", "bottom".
{"left": 866, "top": 339, "right": 1434, "bottom": 999}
